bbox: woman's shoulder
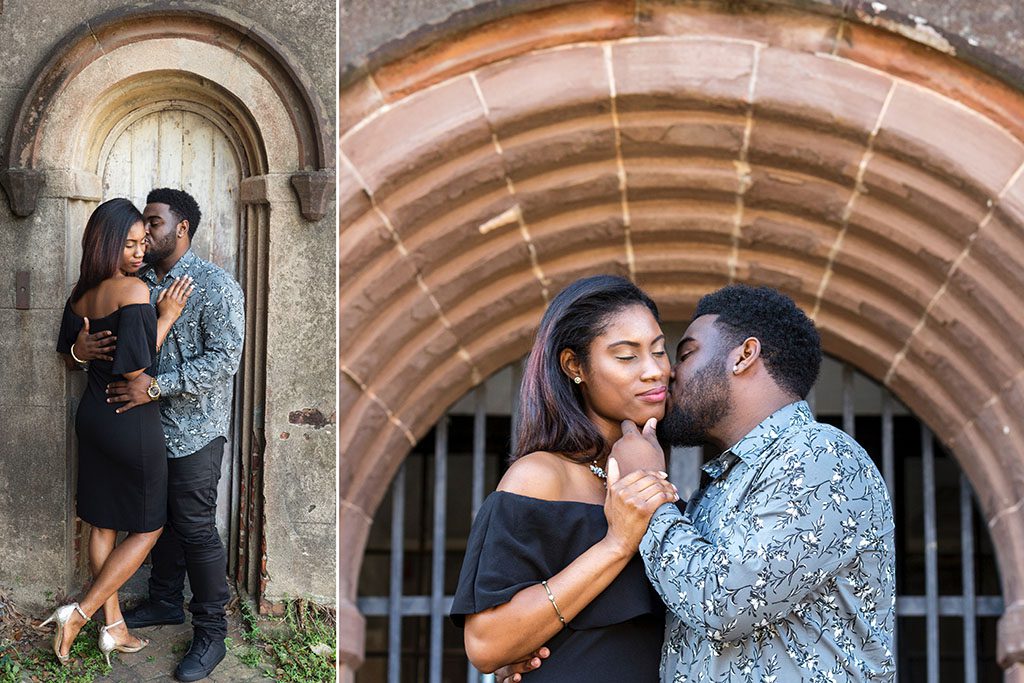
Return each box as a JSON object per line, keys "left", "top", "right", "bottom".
{"left": 112, "top": 277, "right": 151, "bottom": 305}
{"left": 496, "top": 451, "right": 571, "bottom": 500}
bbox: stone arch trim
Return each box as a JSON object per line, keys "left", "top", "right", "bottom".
{"left": 0, "top": 1, "right": 333, "bottom": 219}
{"left": 340, "top": 1, "right": 1024, "bottom": 673}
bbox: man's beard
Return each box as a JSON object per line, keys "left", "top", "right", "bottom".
{"left": 143, "top": 235, "right": 174, "bottom": 264}
{"left": 659, "top": 357, "right": 732, "bottom": 447}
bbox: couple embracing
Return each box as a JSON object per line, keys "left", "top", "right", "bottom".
{"left": 452, "top": 276, "right": 897, "bottom": 682}
{"left": 47, "top": 189, "right": 244, "bottom": 682}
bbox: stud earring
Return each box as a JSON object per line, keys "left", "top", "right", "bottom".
{"left": 573, "top": 376, "right": 582, "bottom": 385}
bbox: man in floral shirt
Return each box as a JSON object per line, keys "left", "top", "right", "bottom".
{"left": 635, "top": 285, "right": 895, "bottom": 682}
{"left": 496, "top": 285, "right": 894, "bottom": 683}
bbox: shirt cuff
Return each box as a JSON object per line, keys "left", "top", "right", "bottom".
{"left": 641, "top": 503, "right": 685, "bottom": 554}
{"left": 156, "top": 370, "right": 184, "bottom": 398}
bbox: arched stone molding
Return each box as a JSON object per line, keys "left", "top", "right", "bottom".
{"left": 1, "top": 1, "right": 333, "bottom": 220}
{"left": 341, "top": 2, "right": 1024, "bottom": 676}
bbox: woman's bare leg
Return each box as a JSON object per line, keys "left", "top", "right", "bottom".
{"left": 87, "top": 528, "right": 143, "bottom": 648}
{"left": 59, "top": 527, "right": 163, "bottom": 657}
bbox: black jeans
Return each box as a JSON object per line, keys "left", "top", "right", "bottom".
{"left": 149, "top": 437, "right": 229, "bottom": 638}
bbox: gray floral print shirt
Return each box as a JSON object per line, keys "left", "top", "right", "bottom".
{"left": 141, "top": 250, "right": 244, "bottom": 458}
{"left": 640, "top": 401, "right": 895, "bottom": 682}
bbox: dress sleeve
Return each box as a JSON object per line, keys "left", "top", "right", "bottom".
{"left": 111, "top": 304, "right": 158, "bottom": 375}
{"left": 56, "top": 298, "right": 82, "bottom": 353}
{"left": 450, "top": 493, "right": 549, "bottom": 626}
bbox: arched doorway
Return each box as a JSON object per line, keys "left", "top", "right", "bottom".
{"left": 2, "top": 3, "right": 332, "bottom": 607}
{"left": 355, "top": 355, "right": 1006, "bottom": 682}
{"left": 340, "top": 1, "right": 1024, "bottom": 678}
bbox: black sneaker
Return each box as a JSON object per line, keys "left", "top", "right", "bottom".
{"left": 123, "top": 599, "right": 186, "bottom": 628}
{"left": 174, "top": 630, "right": 226, "bottom": 682}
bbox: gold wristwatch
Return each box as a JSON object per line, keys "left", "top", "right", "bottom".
{"left": 146, "top": 377, "right": 162, "bottom": 400}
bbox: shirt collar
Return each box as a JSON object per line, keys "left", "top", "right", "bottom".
{"left": 140, "top": 249, "right": 198, "bottom": 285}
{"left": 702, "top": 400, "right": 813, "bottom": 478}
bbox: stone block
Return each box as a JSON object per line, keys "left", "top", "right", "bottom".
{"left": 748, "top": 118, "right": 865, "bottom": 186}
{"left": 637, "top": 2, "right": 839, "bottom": 55}
{"left": 0, "top": 196, "right": 69, "bottom": 310}
{"left": 370, "top": 1, "right": 634, "bottom": 101}
{"left": 399, "top": 189, "right": 520, "bottom": 280}
{"left": 874, "top": 83, "right": 1024, "bottom": 201}
{"left": 443, "top": 268, "right": 546, "bottom": 350}
{"left": 338, "top": 504, "right": 372, "bottom": 601}
{"left": 753, "top": 48, "right": 892, "bottom": 139}
{"left": 0, "top": 309, "right": 66, "bottom": 408}
{"left": 514, "top": 157, "right": 618, "bottom": 214}
{"left": 834, "top": 20, "right": 1024, "bottom": 145}
{"left": 529, "top": 205, "right": 626, "bottom": 267}
{"left": 744, "top": 165, "right": 851, "bottom": 227}
{"left": 619, "top": 109, "right": 746, "bottom": 160}
{"left": 340, "top": 264, "right": 434, "bottom": 381}
{"left": 501, "top": 124, "right": 617, "bottom": 184}
{"left": 340, "top": 75, "right": 493, "bottom": 198}
{"left": 628, "top": 199, "right": 734, "bottom": 247}
{"left": 843, "top": 193, "right": 958, "bottom": 296}
{"left": 611, "top": 38, "right": 756, "bottom": 113}
{"left": 340, "top": 206, "right": 394, "bottom": 292}
{"left": 624, "top": 158, "right": 742, "bottom": 204}
{"left": 339, "top": 393, "right": 391, "bottom": 489}
{"left": 424, "top": 230, "right": 535, "bottom": 312}
{"left": 886, "top": 353, "right": 971, "bottom": 444}
{"left": 339, "top": 158, "right": 373, "bottom": 228}
{"left": 739, "top": 209, "right": 835, "bottom": 263}
{"left": 263, "top": 436, "right": 336, "bottom": 604}
{"left": 475, "top": 44, "right": 610, "bottom": 138}
{"left": 340, "top": 74, "right": 385, "bottom": 136}
{"left": 371, "top": 324, "right": 467, "bottom": 413}
{"left": 0, "top": 405, "right": 69, "bottom": 608}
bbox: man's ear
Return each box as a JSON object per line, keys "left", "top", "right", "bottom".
{"left": 177, "top": 220, "right": 189, "bottom": 239}
{"left": 559, "top": 348, "right": 584, "bottom": 384}
{"left": 732, "top": 337, "right": 761, "bottom": 375}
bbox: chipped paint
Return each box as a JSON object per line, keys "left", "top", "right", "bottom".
{"left": 853, "top": 8, "right": 957, "bottom": 56}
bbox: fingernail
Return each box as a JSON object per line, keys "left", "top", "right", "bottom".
{"left": 658, "top": 471, "right": 668, "bottom": 478}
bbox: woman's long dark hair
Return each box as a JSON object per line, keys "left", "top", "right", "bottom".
{"left": 70, "top": 198, "right": 144, "bottom": 302}
{"left": 512, "top": 275, "right": 661, "bottom": 464}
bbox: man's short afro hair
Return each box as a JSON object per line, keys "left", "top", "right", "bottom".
{"left": 147, "top": 188, "right": 201, "bottom": 240}
{"left": 693, "top": 284, "right": 821, "bottom": 399}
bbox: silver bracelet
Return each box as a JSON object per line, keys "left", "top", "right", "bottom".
{"left": 541, "top": 579, "right": 565, "bottom": 625}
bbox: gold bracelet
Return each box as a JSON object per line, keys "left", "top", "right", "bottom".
{"left": 541, "top": 580, "right": 565, "bottom": 625}
{"left": 70, "top": 343, "right": 87, "bottom": 365}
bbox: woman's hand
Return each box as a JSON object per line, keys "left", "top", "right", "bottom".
{"left": 156, "top": 275, "right": 194, "bottom": 321}
{"left": 603, "top": 458, "right": 678, "bottom": 558}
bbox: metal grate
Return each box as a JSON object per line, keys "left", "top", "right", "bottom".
{"left": 355, "top": 357, "right": 1004, "bottom": 683}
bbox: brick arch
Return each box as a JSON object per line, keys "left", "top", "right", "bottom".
{"left": 340, "top": 2, "right": 1024, "bottom": 674}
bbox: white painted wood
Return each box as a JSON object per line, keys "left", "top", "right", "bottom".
{"left": 102, "top": 109, "right": 241, "bottom": 278}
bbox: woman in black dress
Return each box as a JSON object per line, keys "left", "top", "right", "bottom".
{"left": 451, "top": 275, "right": 680, "bottom": 681}
{"left": 44, "top": 198, "right": 193, "bottom": 665}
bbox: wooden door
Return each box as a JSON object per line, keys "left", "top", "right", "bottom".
{"left": 101, "top": 108, "right": 243, "bottom": 546}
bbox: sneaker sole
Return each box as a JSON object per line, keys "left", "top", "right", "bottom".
{"left": 124, "top": 615, "right": 186, "bottom": 628}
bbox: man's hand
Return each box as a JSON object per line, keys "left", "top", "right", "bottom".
{"left": 608, "top": 418, "right": 666, "bottom": 475}
{"left": 107, "top": 373, "right": 153, "bottom": 414}
{"left": 603, "top": 458, "right": 678, "bottom": 558}
{"left": 73, "top": 317, "right": 116, "bottom": 362}
{"left": 493, "top": 647, "right": 550, "bottom": 683}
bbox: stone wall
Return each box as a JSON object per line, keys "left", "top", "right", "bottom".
{"left": 0, "top": 0, "right": 336, "bottom": 610}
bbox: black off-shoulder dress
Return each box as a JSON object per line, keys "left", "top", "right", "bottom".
{"left": 451, "top": 491, "right": 665, "bottom": 682}
{"left": 57, "top": 300, "right": 167, "bottom": 533}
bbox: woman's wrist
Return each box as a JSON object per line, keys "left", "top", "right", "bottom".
{"left": 599, "top": 532, "right": 636, "bottom": 561}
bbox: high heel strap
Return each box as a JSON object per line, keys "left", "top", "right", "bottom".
{"left": 101, "top": 619, "right": 125, "bottom": 632}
